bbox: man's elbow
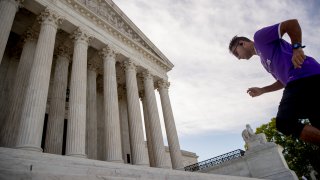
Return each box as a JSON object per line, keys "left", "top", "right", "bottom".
{"left": 280, "top": 19, "right": 300, "bottom": 36}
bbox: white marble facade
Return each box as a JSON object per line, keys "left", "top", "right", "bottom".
{"left": 0, "top": 0, "right": 194, "bottom": 169}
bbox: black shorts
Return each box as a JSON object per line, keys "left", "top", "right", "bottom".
{"left": 276, "top": 74, "right": 320, "bottom": 138}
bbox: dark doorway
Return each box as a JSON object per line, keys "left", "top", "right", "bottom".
{"left": 127, "top": 154, "right": 131, "bottom": 164}
{"left": 62, "top": 119, "right": 67, "bottom": 155}
{"left": 41, "top": 114, "right": 48, "bottom": 150}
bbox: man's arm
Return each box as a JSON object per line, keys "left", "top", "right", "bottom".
{"left": 247, "top": 80, "right": 284, "bottom": 97}
{"left": 280, "top": 19, "right": 306, "bottom": 68}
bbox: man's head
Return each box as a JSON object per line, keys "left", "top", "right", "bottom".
{"left": 229, "top": 36, "right": 255, "bottom": 60}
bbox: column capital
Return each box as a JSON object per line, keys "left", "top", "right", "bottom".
{"left": 99, "top": 46, "right": 117, "bottom": 61}
{"left": 88, "top": 58, "right": 99, "bottom": 72}
{"left": 140, "top": 70, "right": 153, "bottom": 81}
{"left": 22, "top": 28, "right": 38, "bottom": 43}
{"left": 157, "top": 79, "right": 170, "bottom": 90}
{"left": 117, "top": 84, "right": 126, "bottom": 100}
{"left": 96, "top": 75, "right": 104, "bottom": 94}
{"left": 37, "top": 8, "right": 63, "bottom": 28}
{"left": 70, "top": 27, "right": 92, "bottom": 44}
{"left": 56, "top": 45, "right": 72, "bottom": 60}
{"left": 87, "top": 64, "right": 96, "bottom": 72}
{"left": 138, "top": 90, "right": 145, "bottom": 100}
{"left": 10, "top": 47, "right": 21, "bottom": 61}
{"left": 121, "top": 60, "right": 136, "bottom": 72}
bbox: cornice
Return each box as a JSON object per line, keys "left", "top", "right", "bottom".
{"left": 60, "top": 0, "right": 173, "bottom": 72}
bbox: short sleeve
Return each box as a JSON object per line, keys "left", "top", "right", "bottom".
{"left": 254, "top": 23, "right": 281, "bottom": 45}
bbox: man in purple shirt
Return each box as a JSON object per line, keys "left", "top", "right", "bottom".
{"left": 229, "top": 19, "right": 320, "bottom": 146}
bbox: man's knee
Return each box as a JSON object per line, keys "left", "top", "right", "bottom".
{"left": 276, "top": 117, "right": 305, "bottom": 138}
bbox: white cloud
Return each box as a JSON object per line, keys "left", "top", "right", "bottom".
{"left": 113, "top": 0, "right": 320, "bottom": 139}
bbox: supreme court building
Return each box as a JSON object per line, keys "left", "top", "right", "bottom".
{"left": 0, "top": 0, "right": 198, "bottom": 170}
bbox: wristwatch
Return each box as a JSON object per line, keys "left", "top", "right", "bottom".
{"left": 292, "top": 43, "right": 306, "bottom": 49}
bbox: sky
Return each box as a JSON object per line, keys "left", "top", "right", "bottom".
{"left": 112, "top": 0, "right": 320, "bottom": 162}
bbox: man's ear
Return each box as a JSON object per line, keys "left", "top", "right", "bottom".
{"left": 241, "top": 41, "right": 249, "bottom": 48}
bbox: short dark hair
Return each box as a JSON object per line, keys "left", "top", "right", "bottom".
{"left": 229, "top": 36, "right": 251, "bottom": 52}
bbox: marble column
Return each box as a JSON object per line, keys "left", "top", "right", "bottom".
{"left": 118, "top": 85, "right": 131, "bottom": 164}
{"left": 0, "top": 28, "right": 37, "bottom": 147}
{"left": 86, "top": 64, "right": 98, "bottom": 159}
{"left": 44, "top": 46, "right": 71, "bottom": 154}
{"left": 140, "top": 90, "right": 156, "bottom": 167}
{"left": 141, "top": 70, "right": 168, "bottom": 168}
{"left": 157, "top": 80, "right": 184, "bottom": 169}
{"left": 65, "top": 28, "right": 91, "bottom": 158}
{"left": 122, "top": 60, "right": 148, "bottom": 166}
{"left": 99, "top": 47, "right": 123, "bottom": 163}
{"left": 0, "top": 52, "right": 10, "bottom": 96}
{"left": 0, "top": 0, "right": 23, "bottom": 63}
{"left": 96, "top": 86, "right": 105, "bottom": 161}
{"left": 15, "top": 9, "right": 62, "bottom": 151}
{"left": 0, "top": 53, "right": 10, "bottom": 124}
{"left": 0, "top": 51, "right": 19, "bottom": 135}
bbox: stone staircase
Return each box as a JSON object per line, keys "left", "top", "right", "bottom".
{"left": 0, "top": 147, "right": 262, "bottom": 180}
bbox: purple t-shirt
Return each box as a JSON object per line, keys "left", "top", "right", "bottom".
{"left": 253, "top": 23, "right": 320, "bottom": 85}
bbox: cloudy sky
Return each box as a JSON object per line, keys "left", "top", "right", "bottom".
{"left": 113, "top": 0, "right": 320, "bottom": 161}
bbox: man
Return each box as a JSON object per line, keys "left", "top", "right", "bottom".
{"left": 229, "top": 19, "right": 320, "bottom": 146}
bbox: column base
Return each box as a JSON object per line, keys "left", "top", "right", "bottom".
{"left": 134, "top": 162, "right": 149, "bottom": 166}
{"left": 173, "top": 166, "right": 186, "bottom": 171}
{"left": 108, "top": 159, "right": 124, "bottom": 164}
{"left": 66, "top": 153, "right": 87, "bottom": 158}
{"left": 156, "top": 165, "right": 171, "bottom": 169}
{"left": 15, "top": 145, "right": 43, "bottom": 152}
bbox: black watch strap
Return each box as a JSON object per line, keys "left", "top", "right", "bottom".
{"left": 292, "top": 43, "right": 306, "bottom": 49}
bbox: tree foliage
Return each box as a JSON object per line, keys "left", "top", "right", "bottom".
{"left": 255, "top": 118, "right": 319, "bottom": 178}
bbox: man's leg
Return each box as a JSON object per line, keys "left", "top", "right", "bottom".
{"left": 300, "top": 125, "right": 320, "bottom": 146}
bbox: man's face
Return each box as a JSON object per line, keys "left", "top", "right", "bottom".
{"left": 231, "top": 41, "right": 253, "bottom": 60}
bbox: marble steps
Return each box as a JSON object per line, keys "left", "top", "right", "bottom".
{"left": 0, "top": 147, "right": 262, "bottom": 180}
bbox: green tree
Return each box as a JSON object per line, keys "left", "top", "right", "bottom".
{"left": 255, "top": 118, "right": 319, "bottom": 179}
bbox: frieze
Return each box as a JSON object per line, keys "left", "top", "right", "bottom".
{"left": 61, "top": 0, "right": 172, "bottom": 72}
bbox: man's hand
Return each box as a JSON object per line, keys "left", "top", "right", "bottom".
{"left": 247, "top": 87, "right": 265, "bottom": 97}
{"left": 292, "top": 48, "right": 306, "bottom": 68}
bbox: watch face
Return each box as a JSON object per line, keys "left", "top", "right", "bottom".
{"left": 293, "top": 43, "right": 300, "bottom": 49}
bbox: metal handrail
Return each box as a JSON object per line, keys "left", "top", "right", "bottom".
{"left": 184, "top": 149, "right": 245, "bottom": 172}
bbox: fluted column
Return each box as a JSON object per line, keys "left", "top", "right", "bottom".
{"left": 15, "top": 9, "right": 63, "bottom": 151}
{"left": 140, "top": 90, "right": 156, "bottom": 167}
{"left": 122, "top": 60, "right": 148, "bottom": 166}
{"left": 0, "top": 28, "right": 37, "bottom": 147}
{"left": 44, "top": 46, "right": 71, "bottom": 154}
{"left": 65, "top": 28, "right": 91, "bottom": 158}
{"left": 86, "top": 64, "right": 98, "bottom": 159}
{"left": 0, "top": 0, "right": 23, "bottom": 63}
{"left": 96, "top": 85, "right": 105, "bottom": 161}
{"left": 141, "top": 71, "right": 168, "bottom": 168}
{"left": 118, "top": 85, "right": 131, "bottom": 164}
{"left": 99, "top": 47, "right": 123, "bottom": 163}
{"left": 0, "top": 51, "right": 19, "bottom": 130}
{"left": 157, "top": 80, "right": 184, "bottom": 169}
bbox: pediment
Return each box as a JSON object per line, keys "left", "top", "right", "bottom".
{"left": 64, "top": 0, "right": 173, "bottom": 70}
